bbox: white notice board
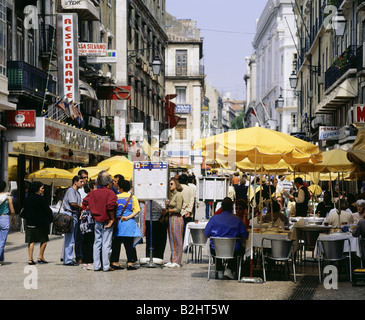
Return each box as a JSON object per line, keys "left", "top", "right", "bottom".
{"left": 198, "top": 177, "right": 229, "bottom": 201}
{"left": 133, "top": 161, "right": 169, "bottom": 200}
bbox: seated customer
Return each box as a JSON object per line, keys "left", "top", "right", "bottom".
{"left": 315, "top": 194, "right": 333, "bottom": 218}
{"left": 204, "top": 197, "right": 248, "bottom": 280}
{"left": 352, "top": 219, "right": 365, "bottom": 265}
{"left": 262, "top": 200, "right": 289, "bottom": 227}
{"left": 324, "top": 199, "right": 354, "bottom": 228}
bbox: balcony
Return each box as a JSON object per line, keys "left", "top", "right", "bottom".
{"left": 39, "top": 24, "right": 57, "bottom": 59}
{"left": 61, "top": 0, "right": 100, "bottom": 21}
{"left": 324, "top": 45, "right": 358, "bottom": 91}
{"left": 7, "top": 61, "right": 56, "bottom": 102}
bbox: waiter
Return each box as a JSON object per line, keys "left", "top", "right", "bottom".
{"left": 290, "top": 177, "right": 310, "bottom": 217}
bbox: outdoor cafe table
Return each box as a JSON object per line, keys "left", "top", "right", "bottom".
{"left": 314, "top": 232, "right": 361, "bottom": 258}
{"left": 183, "top": 221, "right": 209, "bottom": 252}
{"left": 244, "top": 229, "right": 293, "bottom": 258}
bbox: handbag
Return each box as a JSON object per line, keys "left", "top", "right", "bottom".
{"left": 53, "top": 200, "right": 73, "bottom": 234}
{"left": 158, "top": 208, "right": 169, "bottom": 225}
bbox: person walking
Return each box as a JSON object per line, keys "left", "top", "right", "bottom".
{"left": 0, "top": 181, "right": 15, "bottom": 265}
{"left": 62, "top": 175, "right": 83, "bottom": 266}
{"left": 178, "top": 174, "right": 195, "bottom": 236}
{"left": 82, "top": 173, "right": 117, "bottom": 272}
{"left": 164, "top": 178, "right": 184, "bottom": 268}
{"left": 112, "top": 179, "right": 141, "bottom": 270}
{"left": 21, "top": 181, "right": 53, "bottom": 265}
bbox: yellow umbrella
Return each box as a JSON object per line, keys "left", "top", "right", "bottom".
{"left": 296, "top": 148, "right": 358, "bottom": 173}
{"left": 25, "top": 167, "right": 75, "bottom": 187}
{"left": 236, "top": 158, "right": 293, "bottom": 173}
{"left": 347, "top": 128, "right": 365, "bottom": 170}
{"left": 68, "top": 166, "right": 110, "bottom": 180}
{"left": 97, "top": 156, "right": 133, "bottom": 181}
{"left": 308, "top": 184, "right": 322, "bottom": 197}
{"left": 194, "top": 127, "right": 323, "bottom": 165}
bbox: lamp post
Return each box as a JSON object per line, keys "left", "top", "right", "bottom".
{"left": 151, "top": 55, "right": 162, "bottom": 76}
{"left": 333, "top": 10, "right": 346, "bottom": 37}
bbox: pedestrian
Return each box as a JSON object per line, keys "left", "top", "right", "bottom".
{"left": 62, "top": 175, "right": 83, "bottom": 266}
{"left": 80, "top": 180, "right": 96, "bottom": 270}
{"left": 187, "top": 175, "right": 198, "bottom": 221}
{"left": 111, "top": 179, "right": 141, "bottom": 270}
{"left": 145, "top": 200, "right": 167, "bottom": 260}
{"left": 21, "top": 181, "right": 53, "bottom": 265}
{"left": 82, "top": 173, "right": 117, "bottom": 272}
{"left": 164, "top": 178, "right": 184, "bottom": 268}
{"left": 112, "top": 174, "right": 124, "bottom": 194}
{"left": 0, "top": 180, "right": 15, "bottom": 265}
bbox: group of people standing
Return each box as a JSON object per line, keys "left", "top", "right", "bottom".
{"left": 4, "top": 168, "right": 198, "bottom": 271}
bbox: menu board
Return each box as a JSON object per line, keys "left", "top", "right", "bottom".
{"left": 133, "top": 161, "right": 169, "bottom": 200}
{"left": 198, "top": 177, "right": 229, "bottom": 201}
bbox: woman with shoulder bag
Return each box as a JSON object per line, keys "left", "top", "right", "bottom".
{"left": 111, "top": 179, "right": 142, "bottom": 270}
{"left": 21, "top": 181, "right": 53, "bottom": 265}
{"left": 164, "top": 178, "right": 184, "bottom": 268}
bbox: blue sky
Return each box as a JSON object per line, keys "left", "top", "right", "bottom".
{"left": 166, "top": 0, "right": 269, "bottom": 101}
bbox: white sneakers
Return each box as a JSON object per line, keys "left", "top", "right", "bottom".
{"left": 163, "top": 262, "right": 180, "bottom": 268}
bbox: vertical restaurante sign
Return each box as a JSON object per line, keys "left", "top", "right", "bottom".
{"left": 57, "top": 13, "right": 79, "bottom": 104}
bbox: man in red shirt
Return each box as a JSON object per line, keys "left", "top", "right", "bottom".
{"left": 83, "top": 171, "right": 117, "bottom": 271}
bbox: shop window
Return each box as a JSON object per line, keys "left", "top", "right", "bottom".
{"left": 175, "top": 117, "right": 187, "bottom": 140}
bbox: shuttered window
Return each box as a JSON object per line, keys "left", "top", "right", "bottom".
{"left": 176, "top": 50, "right": 187, "bottom": 76}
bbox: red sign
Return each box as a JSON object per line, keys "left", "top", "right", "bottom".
{"left": 354, "top": 105, "right": 365, "bottom": 123}
{"left": 6, "top": 110, "right": 36, "bottom": 128}
{"left": 97, "top": 86, "right": 131, "bottom": 100}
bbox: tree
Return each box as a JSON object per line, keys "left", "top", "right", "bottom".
{"left": 230, "top": 110, "right": 245, "bottom": 130}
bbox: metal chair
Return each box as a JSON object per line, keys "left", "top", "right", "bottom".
{"left": 298, "top": 228, "right": 322, "bottom": 263}
{"left": 207, "top": 237, "right": 242, "bottom": 281}
{"left": 185, "top": 228, "right": 208, "bottom": 263}
{"left": 317, "top": 238, "right": 352, "bottom": 284}
{"left": 261, "top": 238, "right": 296, "bottom": 283}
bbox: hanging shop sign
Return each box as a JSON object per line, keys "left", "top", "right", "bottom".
{"left": 319, "top": 126, "right": 340, "bottom": 140}
{"left": 6, "top": 110, "right": 36, "bottom": 128}
{"left": 57, "top": 13, "right": 80, "bottom": 103}
{"left": 97, "top": 85, "right": 131, "bottom": 100}
{"left": 78, "top": 42, "right": 107, "bottom": 56}
{"left": 114, "top": 109, "right": 126, "bottom": 142}
{"left": 87, "top": 50, "right": 117, "bottom": 63}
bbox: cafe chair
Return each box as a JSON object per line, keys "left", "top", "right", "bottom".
{"left": 207, "top": 237, "right": 242, "bottom": 281}
{"left": 317, "top": 238, "right": 352, "bottom": 284}
{"left": 298, "top": 228, "right": 322, "bottom": 263}
{"left": 185, "top": 228, "right": 208, "bottom": 263}
{"left": 261, "top": 238, "right": 296, "bottom": 283}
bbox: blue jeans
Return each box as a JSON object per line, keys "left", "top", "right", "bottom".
{"left": 0, "top": 215, "right": 10, "bottom": 262}
{"left": 93, "top": 221, "right": 113, "bottom": 271}
{"left": 63, "top": 215, "right": 80, "bottom": 264}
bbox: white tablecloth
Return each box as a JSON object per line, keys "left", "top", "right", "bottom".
{"left": 314, "top": 232, "right": 360, "bottom": 258}
{"left": 183, "top": 221, "right": 208, "bottom": 251}
{"left": 245, "top": 231, "right": 292, "bottom": 258}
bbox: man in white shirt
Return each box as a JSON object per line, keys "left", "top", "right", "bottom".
{"left": 325, "top": 199, "right": 354, "bottom": 228}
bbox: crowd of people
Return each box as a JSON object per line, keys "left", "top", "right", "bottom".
{"left": 0, "top": 168, "right": 365, "bottom": 279}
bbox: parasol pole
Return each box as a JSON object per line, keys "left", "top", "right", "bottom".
{"left": 259, "top": 155, "right": 264, "bottom": 227}
{"left": 329, "top": 172, "right": 335, "bottom": 208}
{"left": 251, "top": 148, "right": 258, "bottom": 277}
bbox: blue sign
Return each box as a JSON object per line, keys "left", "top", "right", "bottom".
{"left": 175, "top": 104, "right": 191, "bottom": 114}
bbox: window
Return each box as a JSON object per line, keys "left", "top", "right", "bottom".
{"left": 291, "top": 113, "right": 297, "bottom": 129}
{"left": 175, "top": 117, "right": 187, "bottom": 140}
{"left": 176, "top": 50, "right": 187, "bottom": 75}
{"left": 175, "top": 86, "right": 186, "bottom": 104}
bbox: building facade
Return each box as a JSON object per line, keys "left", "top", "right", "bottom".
{"left": 164, "top": 13, "right": 205, "bottom": 176}
{"left": 246, "top": 0, "right": 298, "bottom": 134}
{"left": 292, "top": 0, "right": 365, "bottom": 148}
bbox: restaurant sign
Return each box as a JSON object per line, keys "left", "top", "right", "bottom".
{"left": 175, "top": 104, "right": 191, "bottom": 114}
{"left": 57, "top": 13, "right": 80, "bottom": 103}
{"left": 78, "top": 43, "right": 107, "bottom": 56}
{"left": 6, "top": 110, "right": 35, "bottom": 128}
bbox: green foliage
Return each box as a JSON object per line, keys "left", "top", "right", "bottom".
{"left": 230, "top": 110, "right": 245, "bottom": 130}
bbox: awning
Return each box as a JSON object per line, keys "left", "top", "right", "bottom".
{"left": 0, "top": 124, "right": 6, "bottom": 131}
{"left": 80, "top": 80, "right": 97, "bottom": 100}
{"left": 315, "top": 78, "right": 357, "bottom": 114}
